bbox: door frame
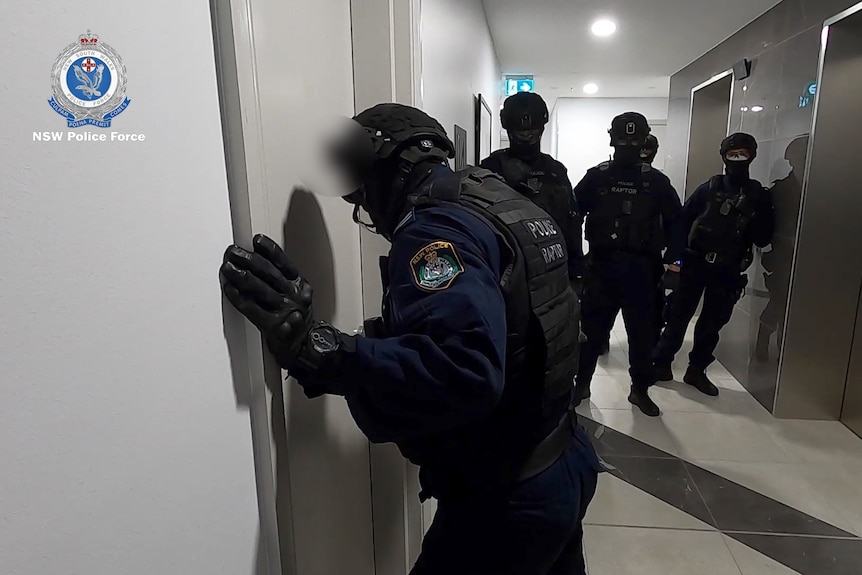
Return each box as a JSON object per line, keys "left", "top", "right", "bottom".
{"left": 682, "top": 69, "right": 734, "bottom": 197}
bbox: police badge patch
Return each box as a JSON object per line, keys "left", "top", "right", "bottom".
{"left": 48, "top": 31, "right": 131, "bottom": 128}
{"left": 410, "top": 241, "right": 465, "bottom": 291}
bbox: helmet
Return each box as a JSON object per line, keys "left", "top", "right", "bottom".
{"left": 333, "top": 104, "right": 454, "bottom": 187}
{"left": 643, "top": 134, "right": 659, "bottom": 151}
{"left": 609, "top": 112, "right": 650, "bottom": 147}
{"left": 334, "top": 103, "right": 454, "bottom": 239}
{"left": 720, "top": 132, "right": 758, "bottom": 159}
{"left": 501, "top": 92, "right": 549, "bottom": 131}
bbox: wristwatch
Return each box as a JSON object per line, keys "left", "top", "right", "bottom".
{"left": 293, "top": 321, "right": 353, "bottom": 377}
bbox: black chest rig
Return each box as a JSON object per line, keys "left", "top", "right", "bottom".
{"left": 585, "top": 161, "right": 663, "bottom": 255}
{"left": 400, "top": 168, "right": 580, "bottom": 463}
{"left": 689, "top": 175, "right": 759, "bottom": 265}
{"left": 497, "top": 152, "right": 574, "bottom": 229}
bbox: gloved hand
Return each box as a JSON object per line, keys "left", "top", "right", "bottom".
{"left": 662, "top": 265, "right": 681, "bottom": 291}
{"left": 220, "top": 234, "right": 314, "bottom": 368}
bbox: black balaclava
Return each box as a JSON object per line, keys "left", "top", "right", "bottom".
{"left": 338, "top": 103, "right": 455, "bottom": 240}
{"left": 609, "top": 111, "right": 650, "bottom": 166}
{"left": 640, "top": 134, "right": 659, "bottom": 165}
{"left": 501, "top": 92, "right": 549, "bottom": 160}
{"left": 720, "top": 132, "right": 758, "bottom": 185}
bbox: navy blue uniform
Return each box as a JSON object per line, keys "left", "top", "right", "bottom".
{"left": 301, "top": 175, "right": 601, "bottom": 574}
{"left": 574, "top": 163, "right": 683, "bottom": 391}
{"left": 654, "top": 177, "right": 774, "bottom": 372}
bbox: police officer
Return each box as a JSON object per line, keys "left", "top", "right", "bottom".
{"left": 640, "top": 134, "right": 677, "bottom": 339}
{"left": 573, "top": 112, "right": 683, "bottom": 417}
{"left": 480, "top": 92, "right": 585, "bottom": 287}
{"left": 598, "top": 133, "right": 666, "bottom": 355}
{"left": 219, "top": 103, "right": 601, "bottom": 575}
{"left": 653, "top": 133, "right": 775, "bottom": 395}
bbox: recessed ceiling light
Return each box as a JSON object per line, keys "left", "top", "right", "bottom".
{"left": 591, "top": 19, "right": 617, "bottom": 37}
{"left": 742, "top": 85, "right": 748, "bottom": 91}
{"left": 583, "top": 83, "right": 599, "bottom": 94}
{"left": 741, "top": 106, "right": 749, "bottom": 112}
{"left": 751, "top": 105, "right": 764, "bottom": 112}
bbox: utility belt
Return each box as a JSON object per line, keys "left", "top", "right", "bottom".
{"left": 687, "top": 249, "right": 740, "bottom": 267}
{"left": 515, "top": 407, "right": 577, "bottom": 482}
{"left": 422, "top": 408, "right": 578, "bottom": 502}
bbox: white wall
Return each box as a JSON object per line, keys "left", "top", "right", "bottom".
{"left": 0, "top": 2, "right": 262, "bottom": 574}
{"left": 419, "top": 0, "right": 502, "bottom": 165}
{"left": 553, "top": 97, "right": 670, "bottom": 183}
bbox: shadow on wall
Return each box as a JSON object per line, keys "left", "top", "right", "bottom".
{"left": 272, "top": 188, "right": 374, "bottom": 574}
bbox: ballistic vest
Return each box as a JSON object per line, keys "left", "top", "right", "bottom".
{"left": 398, "top": 167, "right": 580, "bottom": 498}
{"left": 584, "top": 161, "right": 663, "bottom": 255}
{"left": 688, "top": 175, "right": 761, "bottom": 265}
{"left": 487, "top": 150, "right": 577, "bottom": 236}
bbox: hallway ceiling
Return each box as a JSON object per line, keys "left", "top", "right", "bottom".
{"left": 482, "top": 0, "right": 783, "bottom": 98}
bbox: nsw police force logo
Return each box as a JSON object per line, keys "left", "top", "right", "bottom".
{"left": 48, "top": 31, "right": 131, "bottom": 128}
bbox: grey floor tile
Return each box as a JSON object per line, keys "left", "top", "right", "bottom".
{"left": 728, "top": 533, "right": 862, "bottom": 575}
{"left": 581, "top": 416, "right": 674, "bottom": 459}
{"left": 601, "top": 455, "right": 715, "bottom": 527}
{"left": 684, "top": 462, "right": 853, "bottom": 538}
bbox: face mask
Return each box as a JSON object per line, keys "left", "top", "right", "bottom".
{"left": 509, "top": 129, "right": 543, "bottom": 148}
{"left": 640, "top": 148, "right": 657, "bottom": 163}
{"left": 614, "top": 146, "right": 642, "bottom": 165}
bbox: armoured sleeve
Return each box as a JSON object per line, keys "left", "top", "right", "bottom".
{"left": 681, "top": 183, "right": 710, "bottom": 254}
{"left": 572, "top": 170, "right": 596, "bottom": 215}
{"left": 657, "top": 175, "right": 685, "bottom": 263}
{"left": 340, "top": 208, "right": 508, "bottom": 444}
{"left": 750, "top": 186, "right": 776, "bottom": 248}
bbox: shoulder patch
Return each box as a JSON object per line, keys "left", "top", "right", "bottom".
{"left": 410, "top": 241, "right": 465, "bottom": 291}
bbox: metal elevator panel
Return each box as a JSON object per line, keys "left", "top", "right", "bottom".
{"left": 775, "top": 6, "right": 862, "bottom": 419}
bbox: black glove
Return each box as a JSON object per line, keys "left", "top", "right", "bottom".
{"left": 220, "top": 234, "right": 314, "bottom": 367}
{"left": 662, "top": 268, "right": 680, "bottom": 291}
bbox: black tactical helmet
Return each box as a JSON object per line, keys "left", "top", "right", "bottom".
{"left": 331, "top": 103, "right": 455, "bottom": 193}
{"left": 609, "top": 112, "right": 650, "bottom": 147}
{"left": 643, "top": 134, "right": 659, "bottom": 151}
{"left": 720, "top": 132, "right": 758, "bottom": 159}
{"left": 501, "top": 92, "right": 549, "bottom": 131}
{"left": 335, "top": 103, "right": 455, "bottom": 238}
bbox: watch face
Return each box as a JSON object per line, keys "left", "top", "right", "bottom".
{"left": 310, "top": 326, "right": 339, "bottom": 354}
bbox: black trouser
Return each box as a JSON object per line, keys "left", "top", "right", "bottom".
{"left": 577, "top": 253, "right": 661, "bottom": 391}
{"left": 411, "top": 427, "right": 602, "bottom": 575}
{"left": 653, "top": 256, "right": 745, "bottom": 371}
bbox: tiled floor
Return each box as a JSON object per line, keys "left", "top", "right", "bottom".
{"left": 577, "top": 318, "right": 862, "bottom": 574}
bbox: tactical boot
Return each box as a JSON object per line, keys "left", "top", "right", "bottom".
{"left": 628, "top": 387, "right": 660, "bottom": 417}
{"left": 684, "top": 367, "right": 720, "bottom": 396}
{"left": 653, "top": 363, "right": 674, "bottom": 382}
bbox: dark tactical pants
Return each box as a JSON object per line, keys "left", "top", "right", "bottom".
{"left": 653, "top": 257, "right": 746, "bottom": 371}
{"left": 577, "top": 253, "right": 662, "bottom": 391}
{"left": 410, "top": 427, "right": 602, "bottom": 575}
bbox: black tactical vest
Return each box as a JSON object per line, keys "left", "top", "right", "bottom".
{"left": 688, "top": 175, "right": 760, "bottom": 264}
{"left": 495, "top": 152, "right": 575, "bottom": 234}
{"left": 400, "top": 168, "right": 581, "bottom": 498}
{"left": 584, "top": 161, "right": 663, "bottom": 255}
